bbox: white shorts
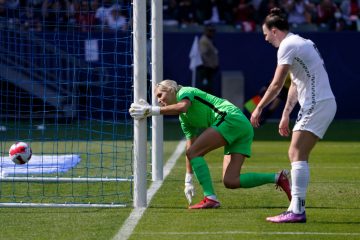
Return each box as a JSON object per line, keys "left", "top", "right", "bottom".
{"left": 293, "top": 98, "right": 337, "bottom": 139}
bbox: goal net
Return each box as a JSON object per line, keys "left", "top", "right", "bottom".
{"left": 0, "top": 0, "right": 137, "bottom": 207}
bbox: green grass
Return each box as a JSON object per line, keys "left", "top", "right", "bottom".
{"left": 0, "top": 120, "right": 359, "bottom": 240}
{"left": 130, "top": 140, "right": 360, "bottom": 240}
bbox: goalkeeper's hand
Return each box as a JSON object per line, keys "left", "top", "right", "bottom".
{"left": 129, "top": 99, "right": 160, "bottom": 120}
{"left": 184, "top": 173, "right": 195, "bottom": 205}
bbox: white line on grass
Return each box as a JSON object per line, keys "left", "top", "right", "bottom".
{"left": 112, "top": 140, "right": 186, "bottom": 240}
{"left": 136, "top": 231, "right": 360, "bottom": 236}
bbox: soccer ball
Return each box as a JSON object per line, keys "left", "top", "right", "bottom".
{"left": 9, "top": 142, "right": 32, "bottom": 165}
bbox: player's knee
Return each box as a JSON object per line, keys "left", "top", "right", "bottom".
{"left": 186, "top": 148, "right": 201, "bottom": 160}
{"left": 288, "top": 149, "right": 308, "bottom": 162}
{"left": 185, "top": 149, "right": 194, "bottom": 160}
{"left": 288, "top": 149, "right": 294, "bottom": 161}
{"left": 288, "top": 148, "right": 301, "bottom": 161}
{"left": 223, "top": 177, "right": 238, "bottom": 189}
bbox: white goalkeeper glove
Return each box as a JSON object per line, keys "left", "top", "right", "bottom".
{"left": 184, "top": 173, "right": 195, "bottom": 205}
{"left": 129, "top": 99, "right": 161, "bottom": 120}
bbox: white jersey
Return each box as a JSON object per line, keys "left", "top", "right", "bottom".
{"left": 277, "top": 33, "right": 335, "bottom": 108}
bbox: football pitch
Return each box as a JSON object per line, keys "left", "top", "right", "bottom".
{"left": 0, "top": 120, "right": 359, "bottom": 240}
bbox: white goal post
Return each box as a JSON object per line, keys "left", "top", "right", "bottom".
{"left": 133, "top": 0, "right": 148, "bottom": 208}
{"left": 133, "top": 0, "right": 164, "bottom": 207}
{"left": 151, "top": 0, "right": 164, "bottom": 183}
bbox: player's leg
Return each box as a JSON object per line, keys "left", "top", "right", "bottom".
{"left": 223, "top": 153, "right": 276, "bottom": 189}
{"left": 222, "top": 133, "right": 290, "bottom": 197}
{"left": 267, "top": 99, "right": 336, "bottom": 222}
{"left": 222, "top": 153, "right": 289, "bottom": 192}
{"left": 266, "top": 130, "right": 317, "bottom": 223}
{"left": 187, "top": 127, "right": 226, "bottom": 209}
{"left": 287, "top": 130, "right": 318, "bottom": 214}
{"left": 222, "top": 154, "right": 244, "bottom": 188}
{"left": 186, "top": 127, "right": 226, "bottom": 160}
{"left": 223, "top": 153, "right": 279, "bottom": 188}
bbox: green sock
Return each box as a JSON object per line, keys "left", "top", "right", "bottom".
{"left": 190, "top": 156, "right": 215, "bottom": 196}
{"left": 239, "top": 172, "right": 276, "bottom": 188}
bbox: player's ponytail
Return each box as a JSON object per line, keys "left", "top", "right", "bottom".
{"left": 264, "top": 7, "right": 289, "bottom": 31}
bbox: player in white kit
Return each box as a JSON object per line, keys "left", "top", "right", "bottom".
{"left": 250, "top": 7, "right": 336, "bottom": 223}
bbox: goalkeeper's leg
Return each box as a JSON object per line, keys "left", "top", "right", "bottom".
{"left": 186, "top": 128, "right": 227, "bottom": 209}
{"left": 222, "top": 154, "right": 291, "bottom": 200}
{"left": 191, "top": 156, "right": 216, "bottom": 197}
{"left": 188, "top": 156, "right": 220, "bottom": 209}
{"left": 222, "top": 154, "right": 275, "bottom": 188}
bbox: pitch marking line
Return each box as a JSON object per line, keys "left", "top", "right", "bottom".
{"left": 136, "top": 231, "right": 360, "bottom": 236}
{"left": 112, "top": 140, "right": 186, "bottom": 240}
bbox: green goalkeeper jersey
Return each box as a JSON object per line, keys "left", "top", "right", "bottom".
{"left": 177, "top": 87, "right": 241, "bottom": 139}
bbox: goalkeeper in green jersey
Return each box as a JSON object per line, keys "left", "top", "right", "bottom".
{"left": 129, "top": 79, "right": 291, "bottom": 209}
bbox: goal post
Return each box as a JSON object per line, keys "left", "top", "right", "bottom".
{"left": 151, "top": 0, "right": 164, "bottom": 182}
{"left": 132, "top": 0, "right": 147, "bottom": 208}
{"left": 133, "top": 0, "right": 164, "bottom": 207}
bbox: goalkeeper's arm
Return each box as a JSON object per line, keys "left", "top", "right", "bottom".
{"left": 129, "top": 99, "right": 191, "bottom": 119}
{"left": 128, "top": 99, "right": 160, "bottom": 120}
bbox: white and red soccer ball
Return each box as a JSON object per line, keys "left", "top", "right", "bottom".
{"left": 9, "top": 142, "right": 32, "bottom": 165}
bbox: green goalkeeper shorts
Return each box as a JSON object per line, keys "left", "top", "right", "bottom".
{"left": 211, "top": 110, "right": 253, "bottom": 157}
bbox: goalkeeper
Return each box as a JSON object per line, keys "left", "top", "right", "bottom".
{"left": 129, "top": 79, "right": 291, "bottom": 209}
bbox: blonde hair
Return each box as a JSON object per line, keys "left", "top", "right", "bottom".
{"left": 156, "top": 79, "right": 182, "bottom": 93}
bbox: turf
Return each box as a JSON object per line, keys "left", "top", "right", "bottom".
{"left": 130, "top": 140, "right": 360, "bottom": 240}
{"left": 130, "top": 120, "right": 360, "bottom": 240}
{"left": 0, "top": 120, "right": 359, "bottom": 240}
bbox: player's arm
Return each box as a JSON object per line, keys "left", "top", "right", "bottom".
{"left": 129, "top": 98, "right": 191, "bottom": 119}
{"left": 258, "top": 64, "right": 290, "bottom": 110}
{"left": 250, "top": 64, "right": 290, "bottom": 127}
{"left": 159, "top": 99, "right": 191, "bottom": 115}
{"left": 282, "top": 82, "right": 298, "bottom": 118}
{"left": 279, "top": 81, "right": 298, "bottom": 137}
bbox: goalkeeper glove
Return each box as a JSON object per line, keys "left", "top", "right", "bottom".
{"left": 184, "top": 173, "right": 195, "bottom": 204}
{"left": 129, "top": 99, "right": 161, "bottom": 120}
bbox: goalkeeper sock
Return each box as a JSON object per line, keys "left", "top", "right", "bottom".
{"left": 239, "top": 172, "right": 276, "bottom": 188}
{"left": 190, "top": 156, "right": 215, "bottom": 197}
